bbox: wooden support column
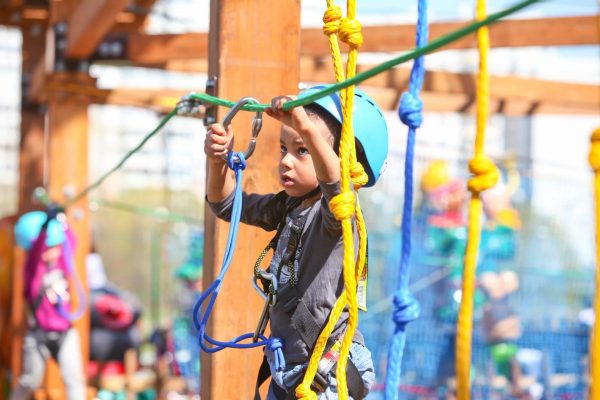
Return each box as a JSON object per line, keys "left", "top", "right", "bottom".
{"left": 201, "top": 1, "right": 300, "bottom": 399}
{"left": 10, "top": 21, "right": 47, "bottom": 395}
{"left": 42, "top": 72, "right": 93, "bottom": 400}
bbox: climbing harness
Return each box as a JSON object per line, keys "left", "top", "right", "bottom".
{"left": 191, "top": 97, "right": 286, "bottom": 370}
{"left": 384, "top": 0, "right": 428, "bottom": 398}
{"left": 455, "top": 1, "right": 499, "bottom": 399}
{"left": 251, "top": 193, "right": 366, "bottom": 399}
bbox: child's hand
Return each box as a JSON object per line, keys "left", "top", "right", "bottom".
{"left": 204, "top": 123, "right": 233, "bottom": 163}
{"left": 266, "top": 95, "right": 314, "bottom": 135}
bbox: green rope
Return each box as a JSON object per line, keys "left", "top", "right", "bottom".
{"left": 62, "top": 0, "right": 541, "bottom": 207}
{"left": 63, "top": 109, "right": 178, "bottom": 207}
{"left": 92, "top": 198, "right": 203, "bottom": 225}
{"left": 188, "top": 0, "right": 543, "bottom": 112}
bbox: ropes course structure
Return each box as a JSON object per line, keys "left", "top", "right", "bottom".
{"left": 10, "top": 0, "right": 599, "bottom": 398}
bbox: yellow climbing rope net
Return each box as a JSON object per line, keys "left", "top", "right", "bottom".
{"left": 589, "top": 127, "right": 600, "bottom": 400}
{"left": 295, "top": 1, "right": 368, "bottom": 399}
{"left": 454, "top": 0, "right": 499, "bottom": 399}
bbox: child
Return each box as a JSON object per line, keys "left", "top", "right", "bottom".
{"left": 11, "top": 211, "right": 86, "bottom": 400}
{"left": 204, "top": 86, "right": 388, "bottom": 399}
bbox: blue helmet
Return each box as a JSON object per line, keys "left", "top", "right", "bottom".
{"left": 299, "top": 85, "right": 389, "bottom": 187}
{"left": 14, "top": 211, "right": 65, "bottom": 251}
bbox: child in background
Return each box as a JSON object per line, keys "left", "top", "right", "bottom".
{"left": 11, "top": 211, "right": 86, "bottom": 400}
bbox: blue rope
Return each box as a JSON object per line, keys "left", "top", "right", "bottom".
{"left": 191, "top": 151, "right": 285, "bottom": 371}
{"left": 385, "top": 1, "right": 427, "bottom": 398}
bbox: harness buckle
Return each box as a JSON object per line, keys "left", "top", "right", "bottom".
{"left": 221, "top": 97, "right": 263, "bottom": 163}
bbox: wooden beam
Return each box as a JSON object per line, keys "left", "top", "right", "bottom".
{"left": 128, "top": 33, "right": 207, "bottom": 65}
{"left": 300, "top": 15, "right": 600, "bottom": 55}
{"left": 300, "top": 58, "right": 600, "bottom": 112}
{"left": 66, "top": 0, "right": 131, "bottom": 59}
{"left": 201, "top": 1, "right": 300, "bottom": 399}
{"left": 117, "top": 15, "right": 598, "bottom": 66}
{"left": 96, "top": 85, "right": 598, "bottom": 116}
{"left": 45, "top": 71, "right": 92, "bottom": 400}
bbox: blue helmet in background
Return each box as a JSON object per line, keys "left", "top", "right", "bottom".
{"left": 299, "top": 85, "right": 389, "bottom": 187}
{"left": 14, "top": 211, "right": 65, "bottom": 251}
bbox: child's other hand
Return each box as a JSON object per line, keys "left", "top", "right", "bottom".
{"left": 205, "top": 123, "right": 233, "bottom": 163}
{"left": 266, "top": 95, "right": 313, "bottom": 135}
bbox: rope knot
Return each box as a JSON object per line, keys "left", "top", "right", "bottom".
{"left": 467, "top": 155, "right": 498, "bottom": 193}
{"left": 266, "top": 337, "right": 286, "bottom": 371}
{"left": 227, "top": 151, "right": 247, "bottom": 171}
{"left": 295, "top": 383, "right": 318, "bottom": 400}
{"left": 589, "top": 128, "right": 600, "bottom": 172}
{"left": 329, "top": 191, "right": 355, "bottom": 221}
{"left": 398, "top": 92, "right": 423, "bottom": 129}
{"left": 392, "top": 290, "right": 420, "bottom": 328}
{"left": 339, "top": 18, "right": 363, "bottom": 48}
{"left": 350, "top": 161, "right": 368, "bottom": 189}
{"left": 322, "top": 6, "right": 342, "bottom": 35}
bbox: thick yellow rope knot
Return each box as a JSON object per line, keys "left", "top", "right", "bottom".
{"left": 329, "top": 191, "right": 355, "bottom": 221}
{"left": 339, "top": 18, "right": 363, "bottom": 48}
{"left": 467, "top": 155, "right": 499, "bottom": 193}
{"left": 322, "top": 6, "right": 342, "bottom": 35}
{"left": 589, "top": 128, "right": 600, "bottom": 172}
{"left": 295, "top": 384, "right": 318, "bottom": 400}
{"left": 350, "top": 161, "right": 368, "bottom": 189}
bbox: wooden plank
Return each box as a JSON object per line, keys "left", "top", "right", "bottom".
{"left": 118, "top": 15, "right": 598, "bottom": 66}
{"left": 66, "top": 0, "right": 131, "bottom": 59}
{"left": 98, "top": 85, "right": 598, "bottom": 116}
{"left": 300, "top": 59, "right": 600, "bottom": 111}
{"left": 128, "top": 33, "right": 207, "bottom": 65}
{"left": 201, "top": 1, "right": 300, "bottom": 399}
{"left": 300, "top": 15, "right": 600, "bottom": 55}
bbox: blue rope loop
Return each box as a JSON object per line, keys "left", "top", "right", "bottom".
{"left": 228, "top": 151, "right": 247, "bottom": 171}
{"left": 191, "top": 150, "right": 285, "bottom": 371}
{"left": 386, "top": 1, "right": 428, "bottom": 399}
{"left": 398, "top": 92, "right": 423, "bottom": 129}
{"left": 392, "top": 290, "right": 421, "bottom": 329}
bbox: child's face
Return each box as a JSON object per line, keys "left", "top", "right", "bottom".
{"left": 279, "top": 121, "right": 329, "bottom": 197}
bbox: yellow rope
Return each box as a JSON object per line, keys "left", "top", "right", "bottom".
{"left": 454, "top": 1, "right": 499, "bottom": 399}
{"left": 589, "top": 127, "right": 600, "bottom": 400}
{"left": 295, "top": 1, "right": 368, "bottom": 399}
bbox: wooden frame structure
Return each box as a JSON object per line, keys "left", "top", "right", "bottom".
{"left": 0, "top": 1, "right": 598, "bottom": 399}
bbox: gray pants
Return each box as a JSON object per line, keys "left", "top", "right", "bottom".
{"left": 10, "top": 328, "right": 86, "bottom": 400}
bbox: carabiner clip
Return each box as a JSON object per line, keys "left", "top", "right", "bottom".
{"left": 252, "top": 270, "right": 277, "bottom": 343}
{"left": 221, "top": 97, "right": 263, "bottom": 163}
{"left": 252, "top": 270, "right": 278, "bottom": 306}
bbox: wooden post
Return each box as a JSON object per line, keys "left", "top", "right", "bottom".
{"left": 41, "top": 72, "right": 93, "bottom": 400}
{"left": 10, "top": 19, "right": 47, "bottom": 394}
{"left": 201, "top": 1, "right": 301, "bottom": 398}
{"left": 16, "top": 40, "right": 93, "bottom": 400}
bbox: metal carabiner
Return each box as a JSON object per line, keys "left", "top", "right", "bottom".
{"left": 252, "top": 270, "right": 277, "bottom": 342}
{"left": 252, "top": 270, "right": 278, "bottom": 306}
{"left": 221, "top": 97, "right": 263, "bottom": 163}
